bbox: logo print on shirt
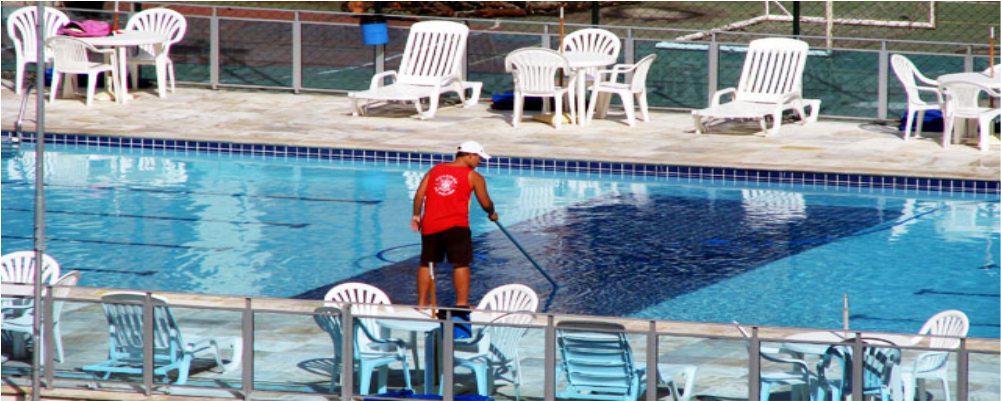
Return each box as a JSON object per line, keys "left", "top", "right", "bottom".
{"left": 434, "top": 174, "right": 458, "bottom": 196}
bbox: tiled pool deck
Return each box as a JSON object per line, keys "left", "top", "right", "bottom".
{"left": 1, "top": 85, "right": 999, "bottom": 401}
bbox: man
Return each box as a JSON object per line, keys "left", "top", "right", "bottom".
{"left": 411, "top": 141, "right": 498, "bottom": 307}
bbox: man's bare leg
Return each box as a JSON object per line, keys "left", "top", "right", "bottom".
{"left": 417, "top": 265, "right": 431, "bottom": 306}
{"left": 453, "top": 266, "right": 470, "bottom": 307}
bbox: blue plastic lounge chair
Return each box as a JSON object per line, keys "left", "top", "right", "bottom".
{"left": 314, "top": 306, "right": 412, "bottom": 395}
{"left": 81, "top": 292, "right": 240, "bottom": 385}
{"left": 814, "top": 339, "right": 901, "bottom": 401}
{"left": 556, "top": 321, "right": 645, "bottom": 401}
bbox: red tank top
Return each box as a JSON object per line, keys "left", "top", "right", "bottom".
{"left": 422, "top": 164, "right": 472, "bottom": 235}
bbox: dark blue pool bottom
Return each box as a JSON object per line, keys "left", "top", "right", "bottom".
{"left": 296, "top": 192, "right": 900, "bottom": 316}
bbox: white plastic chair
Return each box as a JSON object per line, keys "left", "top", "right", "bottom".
{"left": 323, "top": 282, "right": 414, "bottom": 393}
{"left": 560, "top": 28, "right": 621, "bottom": 82}
{"left": 349, "top": 21, "right": 482, "bottom": 120}
{"left": 1, "top": 271, "right": 80, "bottom": 363}
{"left": 939, "top": 81, "right": 1000, "bottom": 152}
{"left": 901, "top": 310, "right": 969, "bottom": 401}
{"left": 5, "top": 6, "right": 69, "bottom": 95}
{"left": 587, "top": 54, "right": 658, "bottom": 127}
{"left": 472, "top": 283, "right": 539, "bottom": 322}
{"left": 891, "top": 55, "right": 944, "bottom": 141}
{"left": 46, "top": 37, "right": 117, "bottom": 107}
{"left": 314, "top": 306, "right": 412, "bottom": 395}
{"left": 125, "top": 7, "right": 187, "bottom": 98}
{"left": 692, "top": 38, "right": 820, "bottom": 136}
{"left": 735, "top": 323, "right": 814, "bottom": 401}
{"left": 504, "top": 47, "right": 578, "bottom": 129}
{"left": 0, "top": 251, "right": 61, "bottom": 287}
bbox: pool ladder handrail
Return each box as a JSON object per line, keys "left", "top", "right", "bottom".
{"left": 3, "top": 81, "right": 36, "bottom": 145}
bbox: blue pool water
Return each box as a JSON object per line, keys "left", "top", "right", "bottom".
{"left": 2, "top": 144, "right": 998, "bottom": 338}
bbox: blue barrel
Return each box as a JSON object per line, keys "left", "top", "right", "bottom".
{"left": 361, "top": 21, "right": 388, "bottom": 45}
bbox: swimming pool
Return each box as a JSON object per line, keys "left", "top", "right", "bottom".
{"left": 2, "top": 141, "right": 998, "bottom": 338}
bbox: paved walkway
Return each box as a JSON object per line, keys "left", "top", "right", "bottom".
{"left": 1, "top": 85, "right": 998, "bottom": 182}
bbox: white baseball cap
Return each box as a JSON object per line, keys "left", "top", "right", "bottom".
{"left": 457, "top": 141, "right": 491, "bottom": 160}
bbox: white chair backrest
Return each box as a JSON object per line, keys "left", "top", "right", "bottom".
{"left": 891, "top": 55, "right": 935, "bottom": 103}
{"left": 6, "top": 6, "right": 69, "bottom": 63}
{"left": 125, "top": 8, "right": 187, "bottom": 57}
{"left": 476, "top": 283, "right": 539, "bottom": 313}
{"left": 1, "top": 251, "right": 61, "bottom": 285}
{"left": 736, "top": 38, "right": 810, "bottom": 104}
{"left": 52, "top": 271, "right": 81, "bottom": 316}
{"left": 505, "top": 48, "right": 571, "bottom": 95}
{"left": 482, "top": 311, "right": 533, "bottom": 363}
{"left": 940, "top": 81, "right": 999, "bottom": 118}
{"left": 323, "top": 282, "right": 392, "bottom": 348}
{"left": 628, "top": 54, "right": 658, "bottom": 93}
{"left": 560, "top": 28, "right": 621, "bottom": 59}
{"left": 47, "top": 37, "right": 107, "bottom": 74}
{"left": 918, "top": 310, "right": 969, "bottom": 349}
{"left": 396, "top": 21, "right": 469, "bottom": 87}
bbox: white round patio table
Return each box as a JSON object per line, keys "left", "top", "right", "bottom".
{"left": 562, "top": 51, "right": 617, "bottom": 126}
{"left": 78, "top": 30, "right": 168, "bottom": 104}
{"left": 376, "top": 308, "right": 441, "bottom": 394}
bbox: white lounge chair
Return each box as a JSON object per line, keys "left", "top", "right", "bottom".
{"left": 126, "top": 7, "right": 188, "bottom": 98}
{"left": 504, "top": 47, "right": 578, "bottom": 129}
{"left": 349, "top": 21, "right": 482, "bottom": 120}
{"left": 5, "top": 6, "right": 69, "bottom": 95}
{"left": 901, "top": 310, "right": 969, "bottom": 401}
{"left": 587, "top": 54, "right": 658, "bottom": 127}
{"left": 692, "top": 38, "right": 820, "bottom": 136}
{"left": 891, "top": 55, "right": 943, "bottom": 141}
{"left": 46, "top": 37, "right": 117, "bottom": 107}
{"left": 939, "top": 80, "right": 1000, "bottom": 152}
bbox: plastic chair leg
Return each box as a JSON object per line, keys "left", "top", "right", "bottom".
{"left": 512, "top": 94, "right": 523, "bottom": 127}
{"left": 621, "top": 94, "right": 636, "bottom": 127}
{"left": 49, "top": 72, "right": 61, "bottom": 103}
{"left": 915, "top": 110, "right": 927, "bottom": 138}
{"left": 638, "top": 92, "right": 650, "bottom": 123}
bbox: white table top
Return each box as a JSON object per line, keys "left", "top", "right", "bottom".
{"left": 376, "top": 308, "right": 440, "bottom": 332}
{"left": 937, "top": 72, "right": 1001, "bottom": 90}
{"left": 562, "top": 51, "right": 617, "bottom": 69}
{"left": 781, "top": 331, "right": 916, "bottom": 355}
{"left": 77, "top": 30, "right": 167, "bottom": 47}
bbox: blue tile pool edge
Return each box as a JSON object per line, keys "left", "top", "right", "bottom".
{"left": 4, "top": 131, "right": 998, "bottom": 195}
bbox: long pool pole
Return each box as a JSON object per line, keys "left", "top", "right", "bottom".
{"left": 493, "top": 221, "right": 558, "bottom": 289}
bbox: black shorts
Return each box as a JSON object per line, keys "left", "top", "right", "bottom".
{"left": 420, "top": 226, "right": 473, "bottom": 267}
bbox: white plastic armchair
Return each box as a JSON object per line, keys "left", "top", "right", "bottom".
{"left": 735, "top": 323, "right": 813, "bottom": 401}
{"left": 692, "top": 38, "right": 820, "bottom": 136}
{"left": 2, "top": 271, "right": 80, "bottom": 363}
{"left": 901, "top": 310, "right": 969, "bottom": 401}
{"left": 504, "top": 47, "right": 578, "bottom": 129}
{"left": 587, "top": 54, "right": 658, "bottom": 127}
{"left": 5, "top": 6, "right": 69, "bottom": 95}
{"left": 46, "top": 37, "right": 117, "bottom": 107}
{"left": 891, "top": 55, "right": 944, "bottom": 141}
{"left": 560, "top": 28, "right": 621, "bottom": 81}
{"left": 349, "top": 21, "right": 482, "bottom": 119}
{"left": 1, "top": 251, "right": 62, "bottom": 287}
{"left": 125, "top": 7, "right": 187, "bottom": 98}
{"left": 939, "top": 80, "right": 1000, "bottom": 152}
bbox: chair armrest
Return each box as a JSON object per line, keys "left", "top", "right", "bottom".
{"left": 761, "top": 352, "right": 811, "bottom": 373}
{"left": 911, "top": 351, "right": 949, "bottom": 374}
{"left": 913, "top": 70, "right": 939, "bottom": 87}
{"left": 370, "top": 71, "right": 398, "bottom": 89}
{"left": 710, "top": 88, "right": 737, "bottom": 107}
{"left": 915, "top": 86, "right": 944, "bottom": 103}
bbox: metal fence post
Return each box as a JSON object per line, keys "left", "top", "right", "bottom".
{"left": 957, "top": 338, "right": 968, "bottom": 401}
{"left": 851, "top": 333, "right": 863, "bottom": 401}
{"left": 645, "top": 321, "right": 658, "bottom": 401}
{"left": 708, "top": 35, "right": 720, "bottom": 106}
{"left": 142, "top": 292, "right": 155, "bottom": 397}
{"left": 292, "top": 11, "right": 302, "bottom": 94}
{"left": 964, "top": 46, "right": 974, "bottom": 72}
{"left": 241, "top": 297, "right": 254, "bottom": 401}
{"left": 748, "top": 327, "right": 760, "bottom": 401}
{"left": 443, "top": 309, "right": 456, "bottom": 401}
{"left": 877, "top": 41, "right": 888, "bottom": 120}
{"left": 542, "top": 25, "right": 551, "bottom": 49}
{"left": 342, "top": 304, "right": 354, "bottom": 401}
{"left": 625, "top": 28, "right": 635, "bottom": 64}
{"left": 210, "top": 8, "right": 220, "bottom": 90}
{"left": 43, "top": 285, "right": 54, "bottom": 387}
{"left": 544, "top": 315, "right": 556, "bottom": 401}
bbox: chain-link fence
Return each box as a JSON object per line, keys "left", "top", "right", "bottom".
{"left": 2, "top": 1, "right": 999, "bottom": 121}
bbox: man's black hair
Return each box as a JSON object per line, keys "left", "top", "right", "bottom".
{"left": 456, "top": 151, "right": 474, "bottom": 158}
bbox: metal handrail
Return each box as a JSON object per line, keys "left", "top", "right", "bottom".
{"left": 13, "top": 83, "right": 37, "bottom": 144}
